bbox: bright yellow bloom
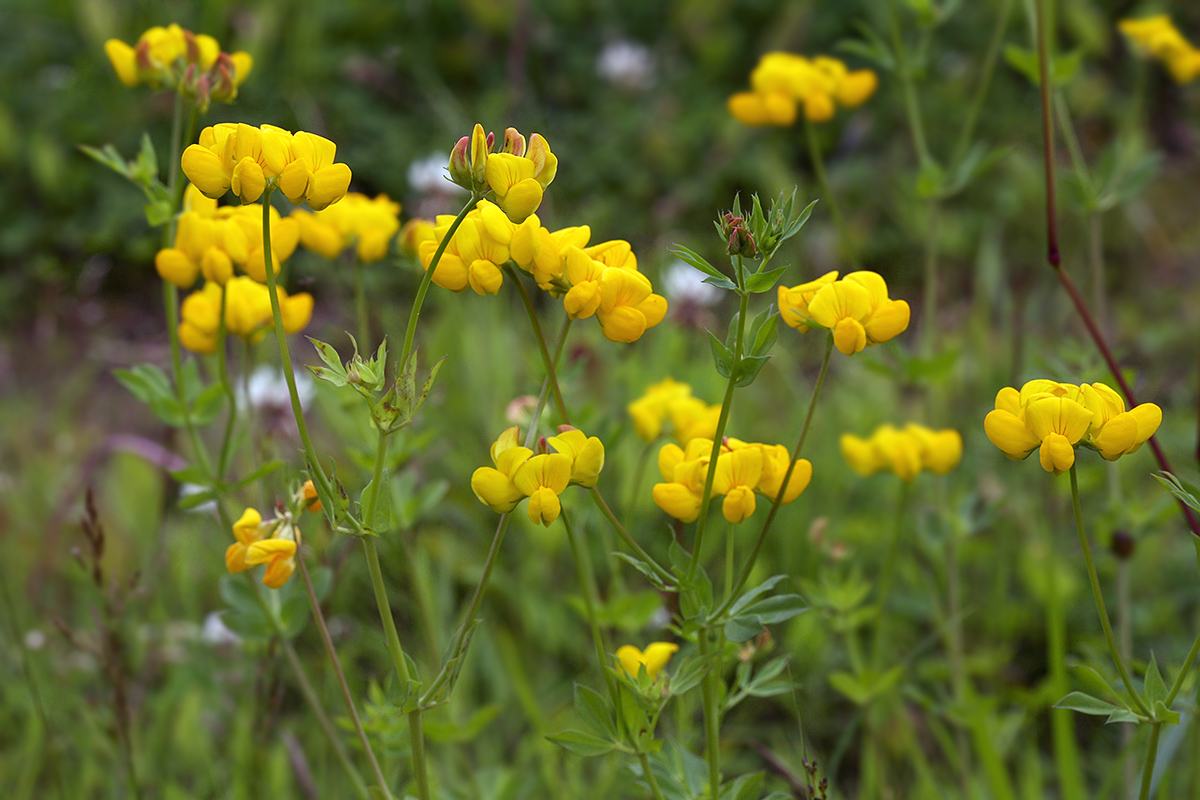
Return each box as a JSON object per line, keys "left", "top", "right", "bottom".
{"left": 104, "top": 24, "right": 252, "bottom": 104}
{"left": 398, "top": 218, "right": 437, "bottom": 259}
{"left": 417, "top": 200, "right": 514, "bottom": 294}
{"left": 300, "top": 480, "right": 323, "bottom": 513}
{"left": 804, "top": 271, "right": 909, "bottom": 355}
{"left": 513, "top": 453, "right": 572, "bottom": 525}
{"left": 178, "top": 276, "right": 313, "bottom": 354}
{"left": 293, "top": 193, "right": 402, "bottom": 263}
{"left": 984, "top": 380, "right": 1161, "bottom": 474}
{"left": 182, "top": 124, "right": 351, "bottom": 210}
{"left": 616, "top": 642, "right": 679, "bottom": 679}
{"left": 547, "top": 427, "right": 606, "bottom": 488}
{"left": 652, "top": 437, "right": 812, "bottom": 523}
{"left": 471, "top": 427, "right": 533, "bottom": 513}
{"left": 225, "top": 507, "right": 297, "bottom": 588}
{"left": 778, "top": 271, "right": 839, "bottom": 332}
{"left": 841, "top": 423, "right": 962, "bottom": 481}
{"left": 729, "top": 52, "right": 877, "bottom": 127}
{"left": 1119, "top": 15, "right": 1200, "bottom": 83}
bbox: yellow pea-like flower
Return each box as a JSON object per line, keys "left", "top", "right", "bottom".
{"left": 512, "top": 453, "right": 572, "bottom": 525}
{"left": 547, "top": 428, "right": 606, "bottom": 488}
{"left": 246, "top": 536, "right": 298, "bottom": 589}
{"left": 617, "top": 642, "right": 679, "bottom": 679}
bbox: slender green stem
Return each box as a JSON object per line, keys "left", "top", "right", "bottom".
{"left": 687, "top": 290, "right": 749, "bottom": 583}
{"left": 1165, "top": 628, "right": 1200, "bottom": 707}
{"left": 1069, "top": 465, "right": 1149, "bottom": 716}
{"left": 951, "top": 0, "right": 1014, "bottom": 166}
{"left": 296, "top": 556, "right": 391, "bottom": 797}
{"left": 698, "top": 630, "right": 722, "bottom": 799}
{"left": 803, "top": 120, "right": 856, "bottom": 267}
{"left": 1139, "top": 723, "right": 1162, "bottom": 800}
{"left": 870, "top": 482, "right": 911, "bottom": 668}
{"left": 248, "top": 574, "right": 372, "bottom": 800}
{"left": 1046, "top": 508, "right": 1083, "bottom": 800}
{"left": 716, "top": 335, "right": 834, "bottom": 618}
{"left": 163, "top": 280, "right": 214, "bottom": 479}
{"left": 589, "top": 487, "right": 673, "bottom": 584}
{"left": 215, "top": 288, "right": 239, "bottom": 479}
{"left": 562, "top": 510, "right": 616, "bottom": 700}
{"left": 408, "top": 711, "right": 431, "bottom": 800}
{"left": 638, "top": 752, "right": 669, "bottom": 800}
{"left": 505, "top": 263, "right": 569, "bottom": 422}
{"left": 400, "top": 197, "right": 480, "bottom": 366}
{"left": 353, "top": 257, "right": 370, "bottom": 348}
{"left": 886, "top": 0, "right": 931, "bottom": 164}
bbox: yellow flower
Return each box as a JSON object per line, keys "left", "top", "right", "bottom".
{"left": 547, "top": 427, "right": 606, "bottom": 488}
{"left": 616, "top": 642, "right": 679, "bottom": 679}
{"left": 778, "top": 271, "right": 838, "bottom": 332}
{"left": 182, "top": 124, "right": 351, "bottom": 210}
{"left": 713, "top": 447, "right": 763, "bottom": 523}
{"left": 178, "top": 276, "right": 312, "bottom": 353}
{"left": 512, "top": 453, "right": 572, "bottom": 525}
{"left": 1119, "top": 16, "right": 1200, "bottom": 83}
{"left": 105, "top": 25, "right": 252, "bottom": 105}
{"left": 293, "top": 193, "right": 402, "bottom": 263}
{"left": 300, "top": 479, "right": 323, "bottom": 513}
{"left": 225, "top": 508, "right": 298, "bottom": 589}
{"left": 471, "top": 427, "right": 532, "bottom": 514}
{"left": 627, "top": 377, "right": 694, "bottom": 441}
{"left": 729, "top": 52, "right": 877, "bottom": 127}
{"left": 805, "top": 271, "right": 909, "bottom": 355}
{"left": 841, "top": 423, "right": 961, "bottom": 481}
{"left": 398, "top": 218, "right": 437, "bottom": 260}
{"left": 983, "top": 379, "right": 1159, "bottom": 475}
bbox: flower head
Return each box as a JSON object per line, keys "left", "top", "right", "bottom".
{"left": 841, "top": 423, "right": 962, "bottom": 482}
{"left": 984, "top": 380, "right": 1161, "bottom": 474}
{"left": 616, "top": 642, "right": 679, "bottom": 680}
{"left": 781, "top": 271, "right": 909, "bottom": 354}
{"left": 728, "top": 52, "right": 877, "bottom": 127}
{"left": 225, "top": 507, "right": 298, "bottom": 588}
{"left": 1119, "top": 15, "right": 1200, "bottom": 83}
{"left": 104, "top": 24, "right": 252, "bottom": 107}
{"left": 472, "top": 427, "right": 605, "bottom": 525}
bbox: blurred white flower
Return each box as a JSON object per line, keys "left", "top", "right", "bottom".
{"left": 203, "top": 612, "right": 241, "bottom": 647}
{"left": 596, "top": 40, "right": 656, "bottom": 91}
{"left": 408, "top": 152, "right": 465, "bottom": 196}
{"left": 663, "top": 260, "right": 722, "bottom": 307}
{"left": 243, "top": 365, "right": 314, "bottom": 413}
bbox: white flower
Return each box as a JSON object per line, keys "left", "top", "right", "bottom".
{"left": 596, "top": 40, "right": 656, "bottom": 90}
{"left": 408, "top": 152, "right": 465, "bottom": 195}
{"left": 663, "top": 260, "right": 721, "bottom": 307}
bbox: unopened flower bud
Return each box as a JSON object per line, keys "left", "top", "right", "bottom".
{"left": 1111, "top": 529, "right": 1135, "bottom": 560}
{"left": 502, "top": 127, "right": 526, "bottom": 156}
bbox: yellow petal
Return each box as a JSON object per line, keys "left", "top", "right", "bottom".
{"left": 983, "top": 409, "right": 1039, "bottom": 459}
{"left": 181, "top": 144, "right": 231, "bottom": 199}
{"left": 104, "top": 39, "right": 139, "bottom": 86}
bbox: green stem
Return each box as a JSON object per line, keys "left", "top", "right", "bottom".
{"left": 296, "top": 556, "right": 391, "bottom": 797}
{"left": 400, "top": 197, "right": 480, "bottom": 367}
{"left": 1139, "top": 723, "right": 1162, "bottom": 800}
{"left": 1165, "top": 627, "right": 1200, "bottom": 708}
{"left": 870, "top": 482, "right": 911, "bottom": 668}
{"left": 687, "top": 289, "right": 750, "bottom": 584}
{"left": 562, "top": 510, "right": 616, "bottom": 699}
{"left": 353, "top": 257, "right": 370, "bottom": 348}
{"left": 803, "top": 119, "right": 856, "bottom": 267}
{"left": 1046, "top": 505, "right": 1083, "bottom": 800}
{"left": 1068, "top": 465, "right": 1150, "bottom": 716}
{"left": 698, "top": 629, "right": 722, "bottom": 799}
{"left": 638, "top": 753, "right": 669, "bottom": 800}
{"left": 950, "top": 0, "right": 1014, "bottom": 166}
{"left": 506, "top": 263, "right": 569, "bottom": 422}
{"left": 589, "top": 487, "right": 674, "bottom": 585}
{"left": 716, "top": 335, "right": 834, "bottom": 619}
{"left": 215, "top": 288, "right": 238, "bottom": 479}
{"left": 886, "top": 0, "right": 931, "bottom": 164}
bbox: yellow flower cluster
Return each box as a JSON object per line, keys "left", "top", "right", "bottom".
{"left": 179, "top": 276, "right": 313, "bottom": 354}
{"left": 182, "top": 123, "right": 352, "bottom": 211}
{"left": 841, "top": 424, "right": 962, "bottom": 482}
{"left": 728, "top": 52, "right": 877, "bottom": 126}
{"left": 156, "top": 186, "right": 301, "bottom": 288}
{"left": 778, "top": 271, "right": 909, "bottom": 355}
{"left": 292, "top": 192, "right": 402, "bottom": 263}
{"left": 627, "top": 377, "right": 720, "bottom": 444}
{"left": 653, "top": 437, "right": 812, "bottom": 524}
{"left": 449, "top": 124, "right": 558, "bottom": 222}
{"left": 984, "top": 380, "right": 1162, "bottom": 475}
{"left": 616, "top": 642, "right": 679, "bottom": 680}
{"left": 1119, "top": 15, "right": 1200, "bottom": 84}
{"left": 226, "top": 508, "right": 298, "bottom": 589}
{"left": 471, "top": 426, "right": 606, "bottom": 526}
{"left": 105, "top": 24, "right": 252, "bottom": 105}
{"left": 419, "top": 200, "right": 667, "bottom": 342}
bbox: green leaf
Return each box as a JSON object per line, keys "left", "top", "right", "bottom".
{"left": 750, "top": 310, "right": 779, "bottom": 357}
{"left": 192, "top": 383, "right": 227, "bottom": 426}
{"left": 231, "top": 460, "right": 286, "bottom": 492}
{"left": 707, "top": 330, "right": 734, "bottom": 379}
{"left": 671, "top": 244, "right": 731, "bottom": 285}
{"left": 719, "top": 772, "right": 764, "bottom": 800}
{"left": 1145, "top": 653, "right": 1169, "bottom": 708}
{"left": 307, "top": 365, "right": 349, "bottom": 387}
{"left": 574, "top": 683, "right": 617, "bottom": 740}
{"left": 1053, "top": 691, "right": 1123, "bottom": 717}
{"left": 915, "top": 157, "right": 945, "bottom": 199}
{"left": 1004, "top": 45, "right": 1083, "bottom": 88}
{"left": 1154, "top": 472, "right": 1200, "bottom": 511}
{"left": 611, "top": 552, "right": 675, "bottom": 592}
{"left": 725, "top": 594, "right": 807, "bottom": 642}
{"left": 842, "top": 23, "right": 896, "bottom": 71}
{"left": 177, "top": 488, "right": 219, "bottom": 511}
{"left": 308, "top": 337, "right": 347, "bottom": 376}
{"left": 545, "top": 729, "right": 617, "bottom": 757}
{"left": 728, "top": 575, "right": 790, "bottom": 617}
{"left": 731, "top": 354, "right": 771, "bottom": 388}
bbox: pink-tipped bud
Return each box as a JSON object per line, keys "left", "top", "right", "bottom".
{"left": 502, "top": 127, "right": 526, "bottom": 157}
{"left": 211, "top": 54, "right": 237, "bottom": 103}
{"left": 136, "top": 40, "right": 154, "bottom": 71}
{"left": 448, "top": 135, "right": 472, "bottom": 188}
{"left": 183, "top": 29, "right": 201, "bottom": 65}
{"left": 537, "top": 435, "right": 549, "bottom": 454}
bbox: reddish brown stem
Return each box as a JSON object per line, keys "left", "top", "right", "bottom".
{"left": 1035, "top": 0, "right": 1200, "bottom": 538}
